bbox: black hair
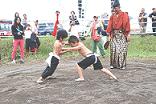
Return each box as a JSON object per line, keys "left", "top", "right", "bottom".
{"left": 68, "top": 35, "right": 79, "bottom": 43}
{"left": 23, "top": 14, "right": 27, "bottom": 16}
{"left": 56, "top": 29, "right": 68, "bottom": 40}
{"left": 15, "top": 12, "right": 19, "bottom": 18}
{"left": 93, "top": 16, "right": 98, "bottom": 18}
{"left": 14, "top": 17, "right": 21, "bottom": 26}
{"left": 35, "top": 20, "right": 38, "bottom": 23}
{"left": 56, "top": 11, "right": 60, "bottom": 14}
{"left": 14, "top": 17, "right": 21, "bottom": 22}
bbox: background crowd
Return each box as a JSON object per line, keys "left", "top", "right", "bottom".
{"left": 138, "top": 8, "right": 156, "bottom": 35}
{"left": 11, "top": 12, "right": 40, "bottom": 64}
{"left": 0, "top": 1, "right": 155, "bottom": 72}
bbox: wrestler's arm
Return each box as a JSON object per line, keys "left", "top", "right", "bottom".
{"left": 59, "top": 50, "right": 69, "bottom": 55}
{"left": 62, "top": 45, "right": 81, "bottom": 51}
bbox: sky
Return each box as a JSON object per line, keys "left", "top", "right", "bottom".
{"left": 0, "top": 0, "right": 156, "bottom": 22}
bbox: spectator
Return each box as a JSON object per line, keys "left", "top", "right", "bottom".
{"left": 24, "top": 24, "right": 32, "bottom": 55}
{"left": 149, "top": 8, "right": 156, "bottom": 36}
{"left": 106, "top": 1, "right": 130, "bottom": 69}
{"left": 11, "top": 17, "right": 24, "bottom": 64}
{"left": 35, "top": 20, "right": 40, "bottom": 49}
{"left": 99, "top": 14, "right": 108, "bottom": 49}
{"left": 14, "top": 12, "right": 20, "bottom": 19}
{"left": 52, "top": 11, "right": 60, "bottom": 37}
{"left": 102, "top": 13, "right": 109, "bottom": 30}
{"left": 30, "top": 32, "right": 38, "bottom": 54}
{"left": 32, "top": 20, "right": 40, "bottom": 50}
{"left": 89, "top": 16, "right": 105, "bottom": 57}
{"left": 138, "top": 8, "right": 148, "bottom": 34}
{"left": 14, "top": 12, "right": 21, "bottom": 24}
{"left": 22, "top": 13, "right": 28, "bottom": 30}
{"left": 68, "top": 11, "right": 80, "bottom": 37}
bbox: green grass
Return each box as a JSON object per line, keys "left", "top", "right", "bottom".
{"left": 0, "top": 35, "right": 156, "bottom": 64}
{"left": 128, "top": 35, "right": 156, "bottom": 58}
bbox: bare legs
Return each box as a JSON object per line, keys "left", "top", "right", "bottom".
{"left": 101, "top": 68, "right": 117, "bottom": 80}
{"left": 75, "top": 64, "right": 117, "bottom": 81}
{"left": 75, "top": 64, "right": 84, "bottom": 81}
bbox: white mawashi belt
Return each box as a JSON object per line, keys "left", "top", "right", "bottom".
{"left": 45, "top": 52, "right": 60, "bottom": 67}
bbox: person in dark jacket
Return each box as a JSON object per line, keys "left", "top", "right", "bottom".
{"left": 149, "top": 8, "right": 156, "bottom": 36}
{"left": 11, "top": 17, "right": 25, "bottom": 64}
{"left": 30, "top": 32, "right": 37, "bottom": 54}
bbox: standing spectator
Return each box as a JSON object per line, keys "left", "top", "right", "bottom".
{"left": 69, "top": 11, "right": 79, "bottom": 27}
{"left": 24, "top": 24, "right": 32, "bottom": 55}
{"left": 99, "top": 14, "right": 108, "bottom": 49}
{"left": 30, "top": 32, "right": 38, "bottom": 54}
{"left": 89, "top": 16, "right": 105, "bottom": 57}
{"left": 14, "top": 12, "right": 20, "bottom": 19}
{"left": 32, "top": 20, "right": 40, "bottom": 50}
{"left": 106, "top": 1, "right": 130, "bottom": 69}
{"left": 22, "top": 13, "right": 28, "bottom": 30}
{"left": 68, "top": 11, "right": 80, "bottom": 37}
{"left": 52, "top": 11, "right": 60, "bottom": 37}
{"left": 11, "top": 17, "right": 24, "bottom": 64}
{"left": 149, "top": 8, "right": 156, "bottom": 36}
{"left": 138, "top": 8, "right": 148, "bottom": 34}
{"left": 102, "top": 13, "right": 109, "bottom": 30}
{"left": 14, "top": 12, "right": 21, "bottom": 25}
{"left": 34, "top": 20, "right": 40, "bottom": 49}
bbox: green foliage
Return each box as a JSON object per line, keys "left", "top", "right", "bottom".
{"left": 0, "top": 35, "right": 156, "bottom": 64}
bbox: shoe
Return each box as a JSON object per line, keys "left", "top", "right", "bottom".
{"left": 120, "top": 67, "right": 126, "bottom": 70}
{"left": 11, "top": 60, "right": 16, "bottom": 64}
{"left": 37, "top": 77, "right": 44, "bottom": 83}
{"left": 75, "top": 78, "right": 84, "bottom": 82}
{"left": 110, "top": 66, "right": 114, "bottom": 69}
{"left": 20, "top": 59, "right": 24, "bottom": 64}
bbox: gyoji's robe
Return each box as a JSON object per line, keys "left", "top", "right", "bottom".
{"left": 106, "top": 11, "right": 130, "bottom": 38}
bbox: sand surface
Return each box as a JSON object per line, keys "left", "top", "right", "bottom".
{"left": 0, "top": 57, "right": 156, "bottom": 104}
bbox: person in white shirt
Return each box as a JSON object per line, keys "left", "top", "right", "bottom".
{"left": 24, "top": 24, "right": 32, "bottom": 54}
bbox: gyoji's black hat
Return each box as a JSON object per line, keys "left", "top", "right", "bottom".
{"left": 113, "top": 0, "right": 120, "bottom": 8}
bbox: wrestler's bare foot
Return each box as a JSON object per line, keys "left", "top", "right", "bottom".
{"left": 37, "top": 77, "right": 45, "bottom": 83}
{"left": 109, "top": 76, "right": 118, "bottom": 82}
